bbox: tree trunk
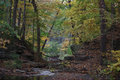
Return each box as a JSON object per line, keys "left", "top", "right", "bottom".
{"left": 32, "top": 0, "right": 42, "bottom": 62}
{"left": 41, "top": 17, "right": 56, "bottom": 50}
{"left": 8, "top": 0, "right": 12, "bottom": 26}
{"left": 32, "top": 19, "right": 35, "bottom": 49}
{"left": 21, "top": 0, "right": 26, "bottom": 41}
{"left": 111, "top": 3, "right": 115, "bottom": 18}
{"left": 36, "top": 12, "right": 41, "bottom": 61}
{"left": 99, "top": 0, "right": 106, "bottom": 52}
{"left": 99, "top": 0, "right": 107, "bottom": 65}
{"left": 111, "top": 2, "right": 116, "bottom": 50}
{"left": 18, "top": 8, "right": 22, "bottom": 35}
{"left": 12, "top": 0, "right": 18, "bottom": 30}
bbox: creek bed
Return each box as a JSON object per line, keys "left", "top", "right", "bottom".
{"left": 0, "top": 68, "right": 55, "bottom": 80}
{"left": 0, "top": 75, "right": 48, "bottom": 80}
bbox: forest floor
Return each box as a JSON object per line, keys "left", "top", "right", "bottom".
{"left": 0, "top": 37, "right": 103, "bottom": 80}
{"left": 0, "top": 24, "right": 120, "bottom": 80}
{"left": 0, "top": 47, "right": 101, "bottom": 80}
{"left": 0, "top": 36, "right": 102, "bottom": 80}
{"left": 45, "top": 45, "right": 102, "bottom": 80}
{"left": 43, "top": 51, "right": 101, "bottom": 80}
{"left": 43, "top": 23, "right": 120, "bottom": 80}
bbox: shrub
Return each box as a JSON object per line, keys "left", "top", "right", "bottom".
{"left": 4, "top": 53, "right": 22, "bottom": 69}
{"left": 0, "top": 22, "right": 18, "bottom": 39}
{"left": 102, "top": 50, "right": 120, "bottom": 80}
{"left": 44, "top": 41, "right": 60, "bottom": 57}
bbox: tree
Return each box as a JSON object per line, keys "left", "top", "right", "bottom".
{"left": 21, "top": 0, "right": 26, "bottom": 41}
{"left": 12, "top": 0, "right": 18, "bottom": 30}
{"left": 18, "top": 8, "right": 22, "bottom": 35}
{"left": 31, "top": 0, "right": 42, "bottom": 61}
{"left": 32, "top": 19, "right": 35, "bottom": 49}
{"left": 42, "top": 12, "right": 58, "bottom": 50}
{"left": 99, "top": 0, "right": 107, "bottom": 65}
{"left": 99, "top": 0, "right": 107, "bottom": 53}
{"left": 41, "top": 0, "right": 65, "bottom": 50}
{"left": 8, "top": 0, "right": 12, "bottom": 26}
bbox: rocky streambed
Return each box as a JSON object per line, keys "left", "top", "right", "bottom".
{"left": 0, "top": 68, "right": 55, "bottom": 80}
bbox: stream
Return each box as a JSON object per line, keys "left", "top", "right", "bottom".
{"left": 0, "top": 68, "right": 55, "bottom": 80}
{"left": 0, "top": 76, "right": 45, "bottom": 80}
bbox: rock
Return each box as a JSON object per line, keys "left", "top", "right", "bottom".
{"left": 75, "top": 55, "right": 93, "bottom": 61}
{"left": 64, "top": 56, "right": 75, "bottom": 60}
{"left": 40, "top": 71, "right": 55, "bottom": 76}
{"left": 48, "top": 56, "right": 60, "bottom": 62}
{"left": 15, "top": 69, "right": 25, "bottom": 73}
{"left": 32, "top": 68, "right": 55, "bottom": 76}
{"left": 32, "top": 68, "right": 41, "bottom": 73}
{"left": 70, "top": 45, "right": 81, "bottom": 53}
{"left": 22, "top": 61, "right": 47, "bottom": 68}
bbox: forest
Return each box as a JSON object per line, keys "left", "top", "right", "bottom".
{"left": 0, "top": 0, "right": 120, "bottom": 80}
